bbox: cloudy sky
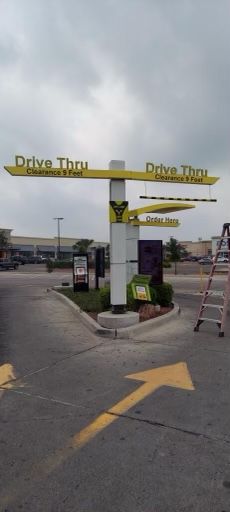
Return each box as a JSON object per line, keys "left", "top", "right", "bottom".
{"left": 0, "top": 0, "right": 229, "bottom": 243}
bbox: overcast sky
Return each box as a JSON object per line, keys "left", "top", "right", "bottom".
{"left": 0, "top": 0, "right": 229, "bottom": 243}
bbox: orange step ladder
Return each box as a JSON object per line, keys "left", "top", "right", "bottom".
{"left": 194, "top": 223, "right": 230, "bottom": 337}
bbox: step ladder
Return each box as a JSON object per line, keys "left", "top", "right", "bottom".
{"left": 194, "top": 223, "right": 230, "bottom": 337}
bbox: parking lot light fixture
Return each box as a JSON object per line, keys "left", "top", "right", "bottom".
{"left": 53, "top": 217, "right": 64, "bottom": 260}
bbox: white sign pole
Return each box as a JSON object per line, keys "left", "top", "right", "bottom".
{"left": 109, "top": 160, "right": 127, "bottom": 313}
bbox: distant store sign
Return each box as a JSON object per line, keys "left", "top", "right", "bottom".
{"left": 138, "top": 240, "right": 163, "bottom": 286}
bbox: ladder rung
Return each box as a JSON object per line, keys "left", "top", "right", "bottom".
{"left": 199, "top": 317, "right": 221, "bottom": 323}
{"left": 205, "top": 292, "right": 224, "bottom": 299}
{"left": 217, "top": 249, "right": 230, "bottom": 253}
{"left": 202, "top": 304, "right": 223, "bottom": 309}
{"left": 205, "top": 291, "right": 224, "bottom": 296}
{"left": 212, "top": 270, "right": 229, "bottom": 274}
{"left": 214, "top": 263, "right": 229, "bottom": 266}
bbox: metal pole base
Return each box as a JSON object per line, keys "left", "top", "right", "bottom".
{"left": 112, "top": 305, "right": 126, "bottom": 314}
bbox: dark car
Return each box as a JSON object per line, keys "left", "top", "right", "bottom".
{"left": 27, "top": 256, "right": 43, "bottom": 264}
{"left": 0, "top": 258, "right": 19, "bottom": 270}
{"left": 181, "top": 256, "right": 199, "bottom": 262}
{"left": 11, "top": 255, "right": 28, "bottom": 265}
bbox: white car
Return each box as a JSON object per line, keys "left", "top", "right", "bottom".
{"left": 217, "top": 257, "right": 228, "bottom": 263}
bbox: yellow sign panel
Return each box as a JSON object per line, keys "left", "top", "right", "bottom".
{"left": 4, "top": 165, "right": 219, "bottom": 185}
{"left": 4, "top": 159, "right": 219, "bottom": 185}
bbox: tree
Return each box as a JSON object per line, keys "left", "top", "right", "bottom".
{"left": 72, "top": 239, "right": 94, "bottom": 253}
{"left": 0, "top": 231, "right": 8, "bottom": 249}
{"left": 165, "top": 237, "right": 185, "bottom": 275}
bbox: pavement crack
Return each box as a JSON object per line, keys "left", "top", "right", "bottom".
{"left": 3, "top": 340, "right": 105, "bottom": 386}
{"left": 0, "top": 387, "right": 89, "bottom": 409}
{"left": 106, "top": 411, "right": 230, "bottom": 445}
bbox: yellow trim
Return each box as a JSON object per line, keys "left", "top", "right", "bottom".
{"left": 128, "top": 202, "right": 195, "bottom": 217}
{"left": 4, "top": 166, "right": 219, "bottom": 185}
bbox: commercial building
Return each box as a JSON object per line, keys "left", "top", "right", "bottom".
{"left": 0, "top": 227, "right": 226, "bottom": 261}
{"left": 0, "top": 229, "right": 108, "bottom": 260}
{"left": 180, "top": 240, "right": 212, "bottom": 257}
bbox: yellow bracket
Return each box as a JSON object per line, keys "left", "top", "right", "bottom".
{"left": 127, "top": 202, "right": 195, "bottom": 218}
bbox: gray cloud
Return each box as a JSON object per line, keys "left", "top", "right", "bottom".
{"left": 0, "top": 0, "right": 229, "bottom": 242}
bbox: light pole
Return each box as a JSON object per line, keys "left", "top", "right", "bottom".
{"left": 53, "top": 217, "right": 64, "bottom": 260}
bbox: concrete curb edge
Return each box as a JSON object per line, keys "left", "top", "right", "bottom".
{"left": 49, "top": 288, "right": 180, "bottom": 339}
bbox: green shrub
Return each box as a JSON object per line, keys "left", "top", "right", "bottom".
{"left": 127, "top": 283, "right": 137, "bottom": 310}
{"left": 163, "top": 261, "right": 171, "bottom": 268}
{"left": 46, "top": 259, "right": 54, "bottom": 273}
{"left": 99, "top": 287, "right": 110, "bottom": 310}
{"left": 149, "top": 286, "right": 157, "bottom": 304}
{"left": 99, "top": 277, "right": 173, "bottom": 311}
{"left": 52, "top": 260, "right": 73, "bottom": 268}
{"left": 60, "top": 288, "right": 102, "bottom": 312}
{"left": 153, "top": 282, "right": 173, "bottom": 306}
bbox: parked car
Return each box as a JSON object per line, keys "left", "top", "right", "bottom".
{"left": 40, "top": 256, "right": 48, "bottom": 263}
{"left": 181, "top": 256, "right": 200, "bottom": 262}
{"left": 0, "top": 258, "right": 19, "bottom": 270}
{"left": 198, "top": 257, "right": 212, "bottom": 265}
{"left": 217, "top": 257, "right": 229, "bottom": 263}
{"left": 27, "top": 256, "right": 43, "bottom": 264}
{"left": 11, "top": 255, "right": 28, "bottom": 265}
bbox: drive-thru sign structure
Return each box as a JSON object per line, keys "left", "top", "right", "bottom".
{"left": 4, "top": 156, "right": 219, "bottom": 319}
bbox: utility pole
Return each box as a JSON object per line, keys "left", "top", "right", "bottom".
{"left": 53, "top": 217, "right": 64, "bottom": 260}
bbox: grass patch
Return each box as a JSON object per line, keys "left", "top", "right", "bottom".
{"left": 58, "top": 288, "right": 105, "bottom": 313}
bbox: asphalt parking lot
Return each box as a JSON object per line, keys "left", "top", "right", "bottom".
{"left": 1, "top": 269, "right": 230, "bottom": 511}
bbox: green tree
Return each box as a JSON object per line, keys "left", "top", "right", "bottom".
{"left": 0, "top": 231, "right": 8, "bottom": 249}
{"left": 72, "top": 239, "right": 94, "bottom": 253}
{"left": 165, "top": 237, "right": 185, "bottom": 275}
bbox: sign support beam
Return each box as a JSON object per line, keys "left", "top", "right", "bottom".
{"left": 109, "top": 161, "right": 127, "bottom": 313}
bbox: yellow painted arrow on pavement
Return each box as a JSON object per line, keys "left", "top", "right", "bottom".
{"left": 70, "top": 362, "right": 194, "bottom": 450}
{"left": 0, "top": 362, "right": 194, "bottom": 508}
{"left": 0, "top": 363, "right": 16, "bottom": 388}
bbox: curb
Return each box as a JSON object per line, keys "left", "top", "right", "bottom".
{"left": 49, "top": 289, "right": 116, "bottom": 338}
{"left": 49, "top": 288, "right": 180, "bottom": 339}
{"left": 116, "top": 302, "right": 180, "bottom": 339}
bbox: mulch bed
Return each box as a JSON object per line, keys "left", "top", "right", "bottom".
{"left": 87, "top": 303, "right": 173, "bottom": 323}
{"left": 138, "top": 303, "right": 173, "bottom": 322}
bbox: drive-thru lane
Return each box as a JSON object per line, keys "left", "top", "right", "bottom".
{"left": 1, "top": 271, "right": 230, "bottom": 511}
